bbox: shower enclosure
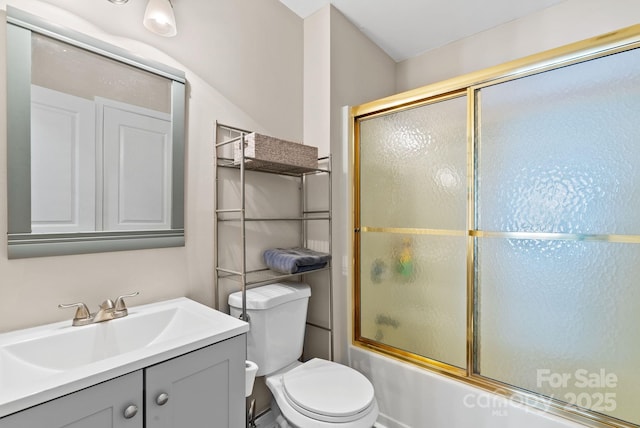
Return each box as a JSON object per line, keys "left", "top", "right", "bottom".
{"left": 352, "top": 25, "right": 640, "bottom": 428}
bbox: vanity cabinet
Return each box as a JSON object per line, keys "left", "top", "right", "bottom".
{"left": 145, "top": 334, "right": 245, "bottom": 428}
{"left": 0, "top": 370, "right": 143, "bottom": 428}
{"left": 1, "top": 335, "right": 245, "bottom": 428}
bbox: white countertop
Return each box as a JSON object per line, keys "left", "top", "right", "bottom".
{"left": 0, "top": 297, "right": 248, "bottom": 418}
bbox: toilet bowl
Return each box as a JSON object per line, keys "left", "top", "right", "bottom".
{"left": 228, "top": 282, "right": 378, "bottom": 427}
{"left": 266, "top": 359, "right": 378, "bottom": 428}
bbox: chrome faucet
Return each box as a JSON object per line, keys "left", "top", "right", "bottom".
{"left": 59, "top": 292, "right": 139, "bottom": 326}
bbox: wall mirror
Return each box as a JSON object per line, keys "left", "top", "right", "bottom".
{"left": 6, "top": 7, "right": 186, "bottom": 258}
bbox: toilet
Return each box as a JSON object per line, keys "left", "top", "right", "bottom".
{"left": 228, "top": 282, "right": 378, "bottom": 428}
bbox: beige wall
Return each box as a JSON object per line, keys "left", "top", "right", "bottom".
{"left": 302, "top": 5, "right": 396, "bottom": 367}
{"left": 328, "top": 6, "right": 397, "bottom": 365}
{"left": 396, "top": 0, "right": 640, "bottom": 92}
{"left": 31, "top": 0, "right": 303, "bottom": 142}
{"left": 0, "top": 0, "right": 303, "bottom": 332}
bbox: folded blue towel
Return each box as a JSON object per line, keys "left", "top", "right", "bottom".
{"left": 263, "top": 247, "right": 331, "bottom": 274}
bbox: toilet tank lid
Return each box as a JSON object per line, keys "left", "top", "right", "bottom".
{"left": 228, "top": 282, "right": 311, "bottom": 310}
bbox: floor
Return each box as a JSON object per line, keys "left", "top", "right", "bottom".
{"left": 254, "top": 410, "right": 386, "bottom": 428}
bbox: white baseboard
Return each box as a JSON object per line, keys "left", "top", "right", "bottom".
{"left": 375, "top": 412, "right": 412, "bottom": 428}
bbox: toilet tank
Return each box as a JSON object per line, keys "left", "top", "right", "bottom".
{"left": 228, "top": 282, "right": 311, "bottom": 376}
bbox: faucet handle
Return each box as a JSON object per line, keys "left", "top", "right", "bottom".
{"left": 58, "top": 302, "right": 92, "bottom": 326}
{"left": 114, "top": 291, "right": 140, "bottom": 316}
{"left": 100, "top": 299, "right": 115, "bottom": 310}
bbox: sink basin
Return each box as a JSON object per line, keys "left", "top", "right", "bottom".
{"left": 0, "top": 297, "right": 248, "bottom": 417}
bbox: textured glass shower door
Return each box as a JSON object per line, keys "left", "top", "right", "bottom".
{"left": 353, "top": 25, "right": 640, "bottom": 428}
{"left": 357, "top": 95, "right": 468, "bottom": 369}
{"left": 476, "top": 47, "right": 640, "bottom": 424}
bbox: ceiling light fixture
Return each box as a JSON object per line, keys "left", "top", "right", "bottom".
{"left": 108, "top": 0, "right": 130, "bottom": 4}
{"left": 143, "top": 0, "right": 177, "bottom": 37}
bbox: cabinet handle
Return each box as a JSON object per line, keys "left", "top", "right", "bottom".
{"left": 123, "top": 404, "right": 138, "bottom": 419}
{"left": 156, "top": 392, "right": 169, "bottom": 406}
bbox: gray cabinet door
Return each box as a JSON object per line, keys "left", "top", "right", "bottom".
{"left": 145, "top": 335, "right": 245, "bottom": 428}
{"left": 0, "top": 371, "right": 143, "bottom": 428}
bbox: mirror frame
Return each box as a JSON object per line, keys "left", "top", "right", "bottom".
{"left": 6, "top": 7, "right": 186, "bottom": 258}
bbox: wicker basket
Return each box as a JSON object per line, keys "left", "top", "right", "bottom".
{"left": 234, "top": 133, "right": 318, "bottom": 171}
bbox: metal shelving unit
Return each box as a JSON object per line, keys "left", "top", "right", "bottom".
{"left": 214, "top": 124, "right": 332, "bottom": 328}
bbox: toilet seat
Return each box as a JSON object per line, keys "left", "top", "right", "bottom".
{"left": 280, "top": 359, "right": 376, "bottom": 423}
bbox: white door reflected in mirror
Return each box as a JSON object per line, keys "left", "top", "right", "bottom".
{"left": 7, "top": 6, "right": 186, "bottom": 258}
